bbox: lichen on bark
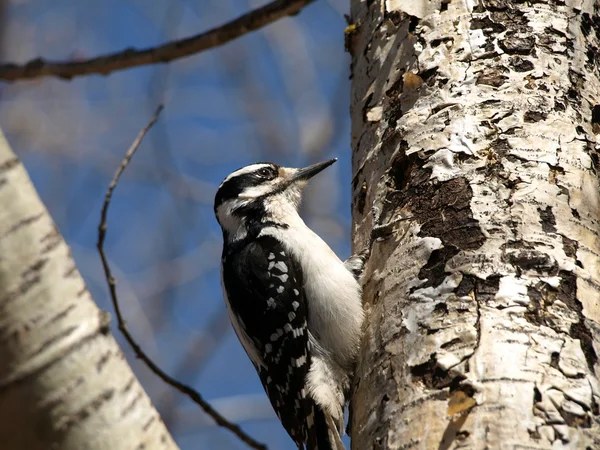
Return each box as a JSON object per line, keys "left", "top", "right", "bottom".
{"left": 349, "top": 0, "right": 600, "bottom": 448}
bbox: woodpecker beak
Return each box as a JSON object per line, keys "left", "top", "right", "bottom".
{"left": 287, "top": 159, "right": 337, "bottom": 185}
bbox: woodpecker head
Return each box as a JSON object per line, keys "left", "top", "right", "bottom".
{"left": 214, "top": 159, "right": 337, "bottom": 240}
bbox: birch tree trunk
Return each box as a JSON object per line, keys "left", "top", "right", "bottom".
{"left": 349, "top": 0, "right": 600, "bottom": 449}
{"left": 0, "top": 131, "right": 178, "bottom": 449}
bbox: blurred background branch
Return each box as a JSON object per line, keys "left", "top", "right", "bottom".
{"left": 97, "top": 105, "right": 266, "bottom": 450}
{"left": 0, "top": 0, "right": 317, "bottom": 81}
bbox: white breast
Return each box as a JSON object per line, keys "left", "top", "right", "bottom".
{"left": 264, "top": 218, "right": 364, "bottom": 368}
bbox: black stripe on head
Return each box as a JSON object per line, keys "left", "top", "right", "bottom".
{"left": 214, "top": 163, "right": 279, "bottom": 212}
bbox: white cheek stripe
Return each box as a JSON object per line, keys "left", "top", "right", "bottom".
{"left": 238, "top": 182, "right": 280, "bottom": 199}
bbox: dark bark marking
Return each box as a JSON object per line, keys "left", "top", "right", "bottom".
{"left": 417, "top": 178, "right": 485, "bottom": 250}
{"left": 554, "top": 98, "right": 567, "bottom": 112}
{"left": 58, "top": 389, "right": 115, "bottom": 432}
{"left": 0, "top": 157, "right": 20, "bottom": 174}
{"left": 499, "top": 34, "right": 535, "bottom": 54}
{"left": 385, "top": 75, "right": 405, "bottom": 126}
{"left": 533, "top": 386, "right": 542, "bottom": 404}
{"left": 539, "top": 27, "right": 572, "bottom": 55}
{"left": 2, "top": 212, "right": 44, "bottom": 238}
{"left": 586, "top": 45, "right": 600, "bottom": 72}
{"left": 481, "top": 0, "right": 510, "bottom": 11}
{"left": 96, "top": 350, "right": 112, "bottom": 373}
{"left": 362, "top": 92, "right": 374, "bottom": 123}
{"left": 489, "top": 137, "right": 511, "bottom": 156}
{"left": 506, "top": 249, "right": 557, "bottom": 275}
{"left": 420, "top": 67, "right": 439, "bottom": 86}
{"left": 473, "top": 4, "right": 534, "bottom": 65}
{"left": 538, "top": 206, "right": 557, "bottom": 233}
{"left": 524, "top": 110, "right": 548, "bottom": 122}
{"left": 0, "top": 324, "right": 114, "bottom": 393}
{"left": 571, "top": 208, "right": 581, "bottom": 219}
{"left": 410, "top": 355, "right": 465, "bottom": 390}
{"left": 431, "top": 37, "right": 454, "bottom": 49}
{"left": 376, "top": 138, "right": 416, "bottom": 229}
{"left": 33, "top": 325, "right": 78, "bottom": 356}
{"left": 21, "top": 257, "right": 48, "bottom": 279}
{"left": 560, "top": 408, "right": 592, "bottom": 428}
{"left": 48, "top": 303, "right": 77, "bottom": 325}
{"left": 0, "top": 273, "right": 42, "bottom": 311}
{"left": 384, "top": 10, "right": 406, "bottom": 26}
{"left": 122, "top": 376, "right": 136, "bottom": 394}
{"left": 441, "top": 338, "right": 462, "bottom": 349}
{"left": 526, "top": 269, "right": 597, "bottom": 371}
{"left": 397, "top": 390, "right": 449, "bottom": 414}
{"left": 455, "top": 275, "right": 476, "bottom": 297}
{"left": 580, "top": 12, "right": 600, "bottom": 39}
{"left": 434, "top": 301, "right": 449, "bottom": 314}
{"left": 471, "top": 16, "right": 506, "bottom": 33}
{"left": 417, "top": 247, "right": 460, "bottom": 290}
{"left": 476, "top": 67, "right": 509, "bottom": 87}
{"left": 384, "top": 153, "right": 485, "bottom": 288}
{"left": 509, "top": 56, "right": 534, "bottom": 72}
{"left": 76, "top": 285, "right": 89, "bottom": 298}
{"left": 591, "top": 105, "right": 600, "bottom": 130}
{"left": 479, "top": 377, "right": 530, "bottom": 384}
{"left": 561, "top": 235, "right": 577, "bottom": 259}
{"left": 416, "top": 178, "right": 485, "bottom": 286}
{"left": 570, "top": 320, "right": 598, "bottom": 372}
{"left": 121, "top": 391, "right": 144, "bottom": 418}
{"left": 407, "top": 15, "right": 419, "bottom": 33}
{"left": 456, "top": 274, "right": 499, "bottom": 307}
{"left": 356, "top": 181, "right": 367, "bottom": 215}
{"left": 550, "top": 351, "right": 560, "bottom": 370}
{"left": 99, "top": 310, "right": 112, "bottom": 334}
{"left": 40, "top": 224, "right": 62, "bottom": 254}
{"left": 567, "top": 69, "right": 585, "bottom": 110}
{"left": 44, "top": 376, "right": 85, "bottom": 411}
{"left": 63, "top": 263, "right": 78, "bottom": 278}
{"left": 471, "top": 14, "right": 506, "bottom": 56}
{"left": 384, "top": 134, "right": 410, "bottom": 183}
{"left": 525, "top": 285, "right": 545, "bottom": 326}
{"left": 142, "top": 415, "right": 157, "bottom": 432}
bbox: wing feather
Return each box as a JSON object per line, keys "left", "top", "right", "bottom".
{"left": 222, "top": 235, "right": 315, "bottom": 446}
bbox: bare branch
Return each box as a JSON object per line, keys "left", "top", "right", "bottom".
{"left": 0, "top": 0, "right": 317, "bottom": 82}
{"left": 97, "top": 106, "right": 267, "bottom": 450}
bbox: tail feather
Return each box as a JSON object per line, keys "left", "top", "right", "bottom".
{"left": 306, "top": 404, "right": 345, "bottom": 450}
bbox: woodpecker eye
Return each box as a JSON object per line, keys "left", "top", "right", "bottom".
{"left": 256, "top": 167, "right": 276, "bottom": 180}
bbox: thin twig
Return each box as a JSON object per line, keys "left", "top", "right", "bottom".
{"left": 97, "top": 105, "right": 267, "bottom": 450}
{"left": 0, "top": 0, "right": 317, "bottom": 82}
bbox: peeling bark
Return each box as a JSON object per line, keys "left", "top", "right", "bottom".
{"left": 0, "top": 131, "right": 178, "bottom": 449}
{"left": 349, "top": 0, "right": 600, "bottom": 448}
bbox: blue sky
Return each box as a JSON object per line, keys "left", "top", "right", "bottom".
{"left": 1, "top": 0, "right": 354, "bottom": 448}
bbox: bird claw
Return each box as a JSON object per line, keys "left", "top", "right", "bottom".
{"left": 344, "top": 248, "right": 369, "bottom": 281}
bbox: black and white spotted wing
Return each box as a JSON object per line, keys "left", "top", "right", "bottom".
{"left": 222, "top": 235, "right": 315, "bottom": 447}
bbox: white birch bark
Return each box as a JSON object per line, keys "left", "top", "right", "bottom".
{"left": 0, "top": 131, "right": 178, "bottom": 450}
{"left": 349, "top": 0, "right": 600, "bottom": 448}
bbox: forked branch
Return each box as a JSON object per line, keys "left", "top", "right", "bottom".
{"left": 97, "top": 105, "right": 267, "bottom": 450}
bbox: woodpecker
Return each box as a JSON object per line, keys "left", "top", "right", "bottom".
{"left": 214, "top": 159, "right": 364, "bottom": 450}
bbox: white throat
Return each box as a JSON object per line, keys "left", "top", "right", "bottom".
{"left": 217, "top": 187, "right": 304, "bottom": 243}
